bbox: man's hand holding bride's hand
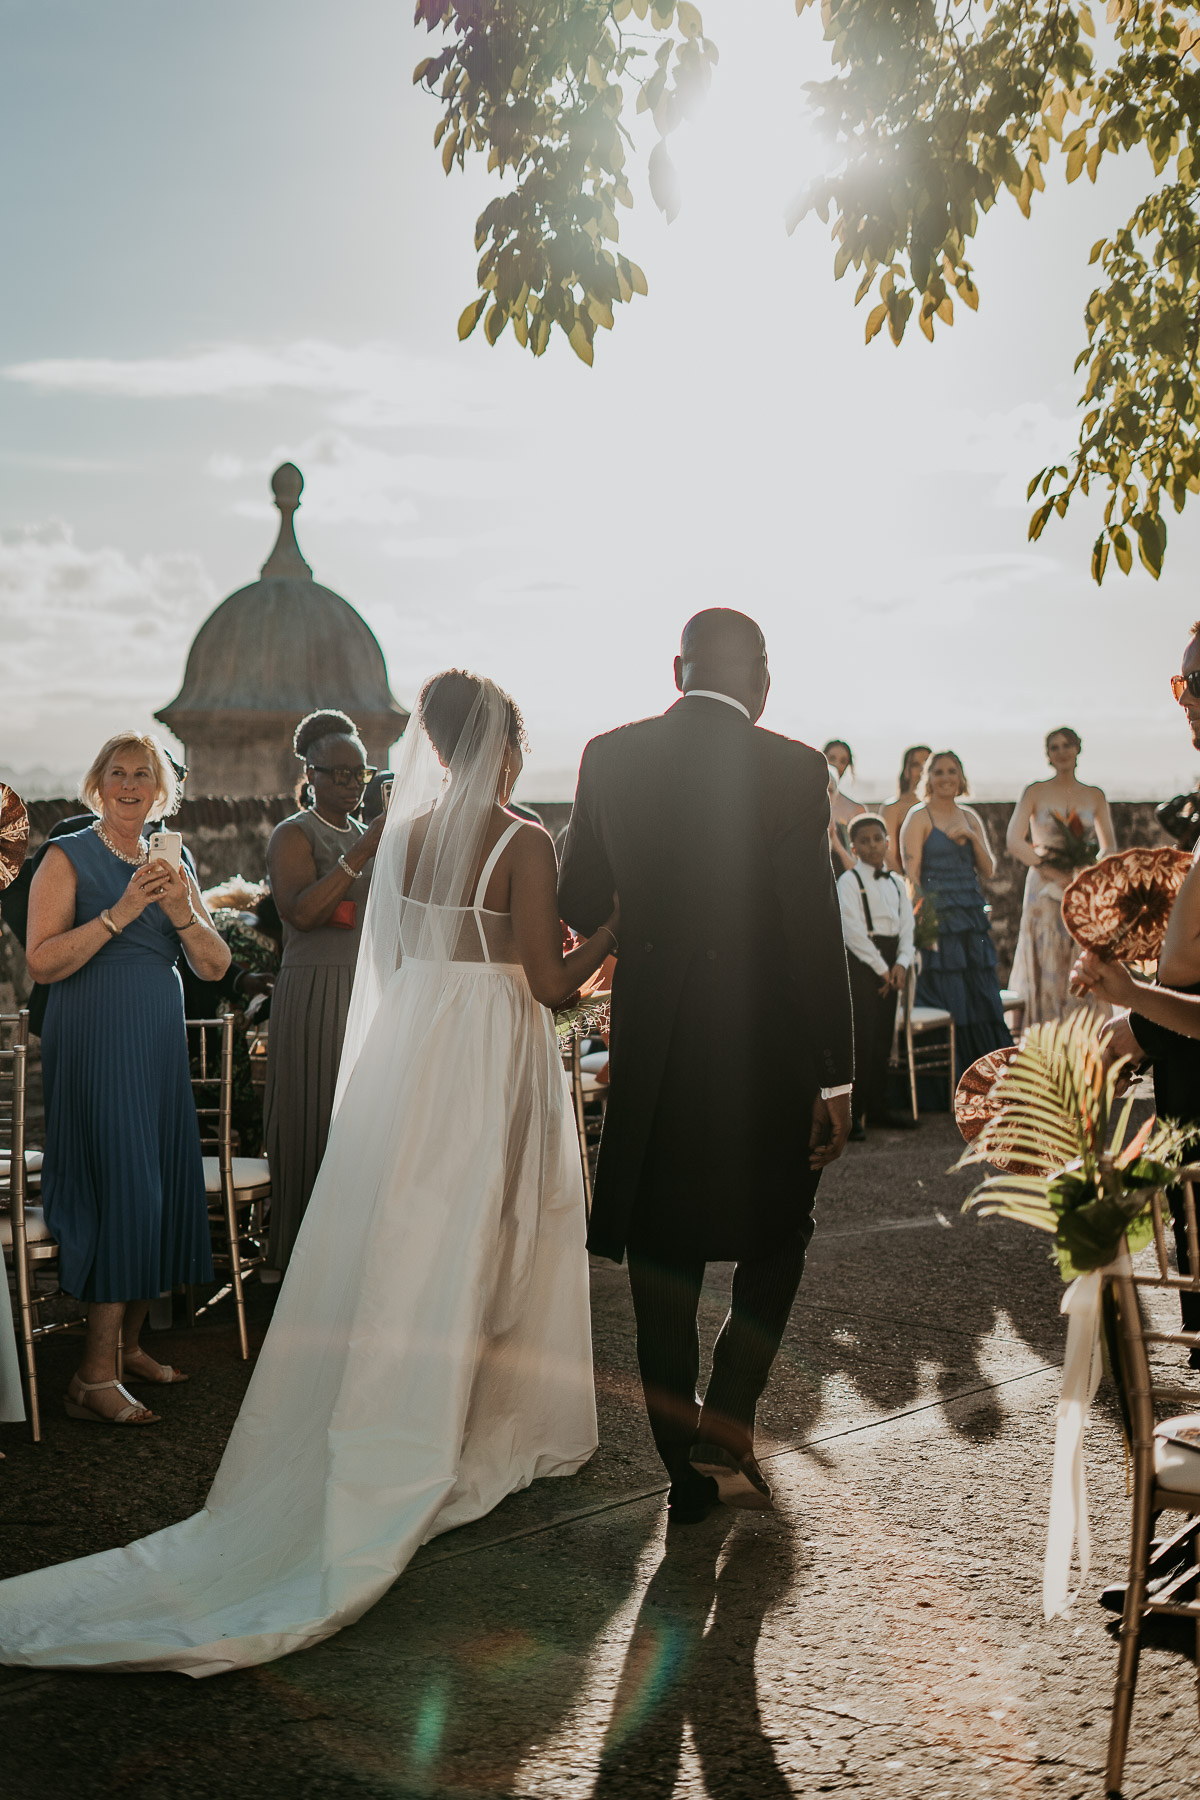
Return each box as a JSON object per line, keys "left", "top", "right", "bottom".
{"left": 809, "top": 1092, "right": 851, "bottom": 1170}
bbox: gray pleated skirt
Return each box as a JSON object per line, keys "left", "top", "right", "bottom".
{"left": 263, "top": 962, "right": 354, "bottom": 1272}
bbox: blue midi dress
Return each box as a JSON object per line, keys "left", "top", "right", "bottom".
{"left": 915, "top": 825, "right": 1012, "bottom": 1081}
{"left": 40, "top": 828, "right": 213, "bottom": 1303}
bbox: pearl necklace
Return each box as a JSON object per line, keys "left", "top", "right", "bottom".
{"left": 312, "top": 809, "right": 356, "bottom": 835}
{"left": 92, "top": 819, "right": 148, "bottom": 867}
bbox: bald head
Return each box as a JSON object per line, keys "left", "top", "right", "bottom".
{"left": 675, "top": 608, "right": 769, "bottom": 720}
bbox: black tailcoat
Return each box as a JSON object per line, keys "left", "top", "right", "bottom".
{"left": 558, "top": 696, "right": 853, "bottom": 1263}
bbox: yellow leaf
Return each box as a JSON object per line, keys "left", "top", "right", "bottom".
{"left": 919, "top": 305, "right": 934, "bottom": 342}
{"left": 413, "top": 58, "right": 433, "bottom": 85}
{"left": 457, "top": 299, "right": 483, "bottom": 341}
{"left": 677, "top": 1, "right": 703, "bottom": 35}
{"left": 627, "top": 260, "right": 648, "bottom": 296}
{"left": 864, "top": 302, "right": 887, "bottom": 343}
{"left": 958, "top": 275, "right": 979, "bottom": 311}
{"left": 442, "top": 130, "right": 458, "bottom": 175}
{"left": 936, "top": 292, "right": 954, "bottom": 325}
{"left": 568, "top": 321, "right": 594, "bottom": 366}
{"left": 1086, "top": 143, "right": 1102, "bottom": 181}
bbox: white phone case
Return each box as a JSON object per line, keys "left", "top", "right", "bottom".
{"left": 147, "top": 830, "right": 183, "bottom": 871}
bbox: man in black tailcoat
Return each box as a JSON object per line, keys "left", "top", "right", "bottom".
{"left": 558, "top": 609, "right": 854, "bottom": 1522}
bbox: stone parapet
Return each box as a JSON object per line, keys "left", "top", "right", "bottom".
{"left": 0, "top": 796, "right": 1177, "bottom": 1016}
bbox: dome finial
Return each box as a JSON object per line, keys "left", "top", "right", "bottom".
{"left": 260, "top": 462, "right": 313, "bottom": 580}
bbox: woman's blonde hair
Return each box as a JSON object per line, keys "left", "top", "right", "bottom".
{"left": 922, "top": 749, "right": 970, "bottom": 799}
{"left": 80, "top": 733, "right": 182, "bottom": 818}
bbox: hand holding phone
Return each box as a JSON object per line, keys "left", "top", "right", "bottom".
{"left": 147, "top": 830, "right": 183, "bottom": 871}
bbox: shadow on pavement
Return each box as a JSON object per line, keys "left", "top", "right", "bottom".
{"left": 592, "top": 1513, "right": 797, "bottom": 1799}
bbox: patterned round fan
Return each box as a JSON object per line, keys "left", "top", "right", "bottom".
{"left": 0, "top": 785, "right": 29, "bottom": 889}
{"left": 1062, "top": 846, "right": 1193, "bottom": 962}
{"left": 955, "top": 1047, "right": 1021, "bottom": 1148}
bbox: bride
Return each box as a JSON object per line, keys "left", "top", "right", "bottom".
{"left": 0, "top": 671, "right": 617, "bottom": 1675}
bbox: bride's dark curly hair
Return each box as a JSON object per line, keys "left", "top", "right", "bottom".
{"left": 418, "top": 671, "right": 528, "bottom": 762}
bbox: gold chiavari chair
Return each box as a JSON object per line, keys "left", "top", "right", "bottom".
{"left": 186, "top": 1015, "right": 271, "bottom": 1361}
{"left": 1104, "top": 1167, "right": 1200, "bottom": 1795}
{"left": 891, "top": 960, "right": 956, "bottom": 1120}
{"left": 0, "top": 1009, "right": 67, "bottom": 1441}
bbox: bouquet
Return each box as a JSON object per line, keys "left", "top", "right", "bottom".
{"left": 911, "top": 885, "right": 941, "bottom": 953}
{"left": 1038, "top": 809, "right": 1099, "bottom": 875}
{"left": 555, "top": 922, "right": 611, "bottom": 1041}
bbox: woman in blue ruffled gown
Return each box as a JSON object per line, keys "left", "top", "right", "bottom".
{"left": 900, "top": 749, "right": 1011, "bottom": 1081}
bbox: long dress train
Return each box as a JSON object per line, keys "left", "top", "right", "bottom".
{"left": 0, "top": 820, "right": 597, "bottom": 1675}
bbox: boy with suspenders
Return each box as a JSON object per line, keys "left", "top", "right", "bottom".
{"left": 836, "top": 813, "right": 917, "bottom": 1140}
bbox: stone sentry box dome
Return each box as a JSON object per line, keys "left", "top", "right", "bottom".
{"left": 156, "top": 463, "right": 408, "bottom": 797}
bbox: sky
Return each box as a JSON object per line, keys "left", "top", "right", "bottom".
{"left": 2, "top": 0, "right": 1198, "bottom": 802}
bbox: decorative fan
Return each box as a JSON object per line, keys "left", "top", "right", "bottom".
{"left": 1062, "top": 846, "right": 1193, "bottom": 963}
{"left": 0, "top": 785, "right": 29, "bottom": 890}
{"left": 954, "top": 1047, "right": 1031, "bottom": 1171}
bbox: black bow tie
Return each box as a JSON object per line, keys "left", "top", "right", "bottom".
{"left": 872, "top": 868, "right": 890, "bottom": 881}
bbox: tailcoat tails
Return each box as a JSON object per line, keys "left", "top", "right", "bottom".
{"left": 558, "top": 695, "right": 854, "bottom": 1263}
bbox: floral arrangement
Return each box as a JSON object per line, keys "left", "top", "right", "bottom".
{"left": 1038, "top": 809, "right": 1099, "bottom": 875}
{"left": 554, "top": 922, "right": 611, "bottom": 1040}
{"left": 911, "top": 884, "right": 941, "bottom": 952}
{"left": 958, "top": 1012, "right": 1190, "bottom": 1280}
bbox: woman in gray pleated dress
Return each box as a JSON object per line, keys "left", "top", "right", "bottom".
{"left": 264, "top": 711, "right": 385, "bottom": 1274}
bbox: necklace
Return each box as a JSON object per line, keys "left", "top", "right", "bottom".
{"left": 312, "top": 809, "right": 356, "bottom": 835}
{"left": 92, "top": 819, "right": 148, "bottom": 867}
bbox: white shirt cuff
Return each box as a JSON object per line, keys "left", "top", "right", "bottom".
{"left": 820, "top": 1083, "right": 854, "bottom": 1099}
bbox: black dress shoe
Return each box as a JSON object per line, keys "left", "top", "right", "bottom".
{"left": 689, "top": 1443, "right": 774, "bottom": 1511}
{"left": 848, "top": 1121, "right": 867, "bottom": 1143}
{"left": 667, "top": 1471, "right": 719, "bottom": 1525}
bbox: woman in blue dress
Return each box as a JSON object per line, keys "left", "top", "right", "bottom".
{"left": 25, "top": 734, "right": 231, "bottom": 1424}
{"left": 900, "top": 749, "right": 1012, "bottom": 1081}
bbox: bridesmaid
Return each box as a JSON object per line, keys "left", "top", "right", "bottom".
{"left": 1006, "top": 727, "right": 1116, "bottom": 1025}
{"left": 824, "top": 738, "right": 865, "bottom": 874}
{"left": 264, "top": 711, "right": 386, "bottom": 1276}
{"left": 900, "top": 750, "right": 1011, "bottom": 1081}
{"left": 881, "top": 744, "right": 931, "bottom": 872}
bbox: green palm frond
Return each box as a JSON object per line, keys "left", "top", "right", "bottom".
{"left": 955, "top": 1013, "right": 1121, "bottom": 1183}
{"left": 959, "top": 1012, "right": 1190, "bottom": 1280}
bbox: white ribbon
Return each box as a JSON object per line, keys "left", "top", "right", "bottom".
{"left": 1042, "top": 1266, "right": 1109, "bottom": 1619}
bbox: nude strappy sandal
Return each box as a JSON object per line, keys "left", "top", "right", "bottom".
{"left": 64, "top": 1375, "right": 159, "bottom": 1425}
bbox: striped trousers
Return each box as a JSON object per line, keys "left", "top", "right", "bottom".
{"left": 625, "top": 1225, "right": 811, "bottom": 1483}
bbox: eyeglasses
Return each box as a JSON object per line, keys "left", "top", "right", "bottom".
{"left": 1170, "top": 673, "right": 1200, "bottom": 702}
{"left": 306, "top": 763, "right": 377, "bottom": 788}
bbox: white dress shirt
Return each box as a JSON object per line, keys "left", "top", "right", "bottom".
{"left": 837, "top": 859, "right": 915, "bottom": 978}
{"left": 685, "top": 686, "right": 851, "bottom": 1100}
{"left": 685, "top": 688, "right": 751, "bottom": 720}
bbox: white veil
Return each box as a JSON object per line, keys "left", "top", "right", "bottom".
{"left": 334, "top": 675, "right": 513, "bottom": 1112}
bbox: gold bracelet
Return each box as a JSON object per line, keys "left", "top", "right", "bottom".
{"left": 597, "top": 925, "right": 619, "bottom": 955}
{"left": 99, "top": 909, "right": 122, "bottom": 938}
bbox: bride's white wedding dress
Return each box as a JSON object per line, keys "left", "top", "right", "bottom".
{"left": 0, "top": 682, "right": 597, "bottom": 1675}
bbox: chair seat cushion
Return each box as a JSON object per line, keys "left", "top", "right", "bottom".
{"left": 0, "top": 1205, "right": 55, "bottom": 1249}
{"left": 910, "top": 1006, "right": 953, "bottom": 1029}
{"left": 0, "top": 1150, "right": 44, "bottom": 1185}
{"left": 202, "top": 1156, "right": 271, "bottom": 1199}
{"left": 1154, "top": 1415, "right": 1200, "bottom": 1495}
{"left": 579, "top": 1052, "right": 610, "bottom": 1086}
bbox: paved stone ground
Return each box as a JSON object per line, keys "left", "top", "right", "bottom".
{"left": 2, "top": 1117, "right": 1198, "bottom": 1799}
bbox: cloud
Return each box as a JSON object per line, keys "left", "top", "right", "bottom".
{"left": 3, "top": 340, "right": 487, "bottom": 431}
{"left": 0, "top": 521, "right": 216, "bottom": 774}
{"left": 207, "top": 429, "right": 501, "bottom": 532}
{"left": 928, "top": 402, "right": 1080, "bottom": 508}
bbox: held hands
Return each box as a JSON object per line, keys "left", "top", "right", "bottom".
{"left": 809, "top": 1091, "right": 851, "bottom": 1170}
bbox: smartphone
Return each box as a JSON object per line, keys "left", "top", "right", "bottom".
{"left": 147, "top": 830, "right": 183, "bottom": 871}
{"left": 380, "top": 775, "right": 394, "bottom": 813}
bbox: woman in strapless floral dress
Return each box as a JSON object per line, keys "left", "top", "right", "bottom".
{"left": 1006, "top": 727, "right": 1116, "bottom": 1026}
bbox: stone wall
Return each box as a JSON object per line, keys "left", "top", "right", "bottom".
{"left": 0, "top": 795, "right": 1175, "bottom": 1012}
